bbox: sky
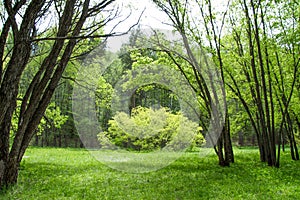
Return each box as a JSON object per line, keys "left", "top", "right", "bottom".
{"left": 103, "top": 0, "right": 173, "bottom": 52}
{"left": 105, "top": 0, "right": 228, "bottom": 31}
{"left": 105, "top": 0, "right": 172, "bottom": 32}
{"left": 104, "top": 0, "right": 228, "bottom": 52}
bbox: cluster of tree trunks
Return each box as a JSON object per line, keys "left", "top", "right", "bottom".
{"left": 0, "top": 0, "right": 117, "bottom": 189}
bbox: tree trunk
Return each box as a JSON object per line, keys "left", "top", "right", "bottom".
{"left": 216, "top": 137, "right": 226, "bottom": 166}
{"left": 64, "top": 135, "right": 69, "bottom": 147}
{"left": 53, "top": 135, "right": 57, "bottom": 147}
{"left": 1, "top": 159, "right": 19, "bottom": 188}
{"left": 35, "top": 135, "right": 39, "bottom": 146}
{"left": 224, "top": 115, "right": 234, "bottom": 163}
{"left": 59, "top": 134, "right": 62, "bottom": 147}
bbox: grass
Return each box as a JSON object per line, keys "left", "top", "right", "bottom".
{"left": 1, "top": 147, "right": 300, "bottom": 199}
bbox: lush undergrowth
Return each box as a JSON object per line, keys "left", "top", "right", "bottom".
{"left": 1, "top": 147, "right": 300, "bottom": 199}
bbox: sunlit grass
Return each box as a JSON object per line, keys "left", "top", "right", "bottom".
{"left": 1, "top": 147, "right": 300, "bottom": 199}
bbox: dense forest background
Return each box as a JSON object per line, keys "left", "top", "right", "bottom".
{"left": 27, "top": 0, "right": 299, "bottom": 153}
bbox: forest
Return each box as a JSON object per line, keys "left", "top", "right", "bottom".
{"left": 0, "top": 0, "right": 299, "bottom": 198}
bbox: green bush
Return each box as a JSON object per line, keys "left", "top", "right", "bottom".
{"left": 97, "top": 107, "right": 205, "bottom": 151}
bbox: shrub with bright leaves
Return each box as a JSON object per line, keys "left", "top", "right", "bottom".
{"left": 97, "top": 106, "right": 205, "bottom": 151}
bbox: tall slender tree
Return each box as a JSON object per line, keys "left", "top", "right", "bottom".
{"left": 152, "top": 0, "right": 234, "bottom": 166}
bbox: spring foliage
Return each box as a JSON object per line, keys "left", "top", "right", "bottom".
{"left": 98, "top": 106, "right": 204, "bottom": 151}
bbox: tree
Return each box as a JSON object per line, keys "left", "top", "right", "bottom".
{"left": 152, "top": 0, "right": 234, "bottom": 166}
{"left": 222, "top": 0, "right": 300, "bottom": 166}
{"left": 0, "top": 0, "right": 130, "bottom": 188}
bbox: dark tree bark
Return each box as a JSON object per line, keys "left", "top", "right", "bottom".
{"left": 0, "top": 0, "right": 120, "bottom": 189}
{"left": 226, "top": 0, "right": 299, "bottom": 167}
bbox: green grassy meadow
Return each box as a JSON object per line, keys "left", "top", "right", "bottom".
{"left": 1, "top": 147, "right": 300, "bottom": 199}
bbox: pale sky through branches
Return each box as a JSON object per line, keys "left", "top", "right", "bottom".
{"left": 106, "top": 0, "right": 172, "bottom": 32}
{"left": 104, "top": 0, "right": 171, "bottom": 51}
{"left": 105, "top": 0, "right": 228, "bottom": 51}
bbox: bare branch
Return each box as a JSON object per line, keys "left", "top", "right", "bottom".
{"left": 31, "top": 8, "right": 144, "bottom": 42}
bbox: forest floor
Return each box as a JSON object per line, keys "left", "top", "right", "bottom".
{"left": 1, "top": 147, "right": 300, "bottom": 199}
